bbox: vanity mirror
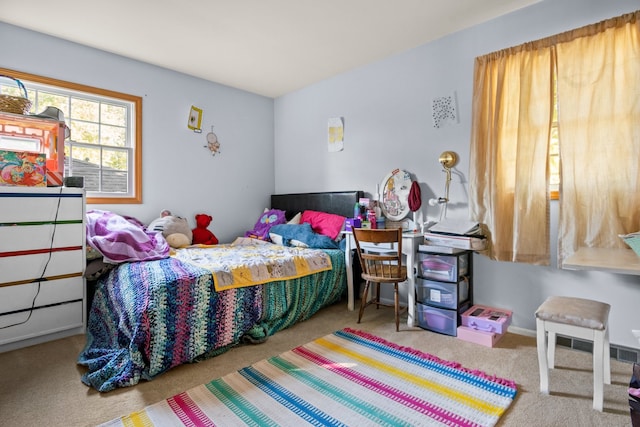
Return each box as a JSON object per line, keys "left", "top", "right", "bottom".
{"left": 379, "top": 169, "right": 412, "bottom": 221}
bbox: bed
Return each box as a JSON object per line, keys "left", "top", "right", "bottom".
{"left": 77, "top": 190, "right": 363, "bottom": 392}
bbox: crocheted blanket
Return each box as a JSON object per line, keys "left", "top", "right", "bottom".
{"left": 78, "top": 250, "right": 346, "bottom": 392}
{"left": 173, "top": 238, "right": 333, "bottom": 292}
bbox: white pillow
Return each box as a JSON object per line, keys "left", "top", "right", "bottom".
{"left": 287, "top": 212, "right": 302, "bottom": 225}
{"left": 269, "top": 233, "right": 284, "bottom": 246}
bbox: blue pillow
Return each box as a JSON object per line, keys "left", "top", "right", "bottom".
{"left": 269, "top": 223, "right": 340, "bottom": 249}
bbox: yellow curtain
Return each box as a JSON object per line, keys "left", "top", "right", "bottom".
{"left": 470, "top": 10, "right": 640, "bottom": 266}
{"left": 556, "top": 12, "right": 640, "bottom": 264}
{"left": 469, "top": 43, "right": 553, "bottom": 264}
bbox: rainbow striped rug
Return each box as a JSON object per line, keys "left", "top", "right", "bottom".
{"left": 100, "top": 328, "right": 517, "bottom": 427}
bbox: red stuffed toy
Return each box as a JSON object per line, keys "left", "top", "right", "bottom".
{"left": 192, "top": 213, "right": 219, "bottom": 245}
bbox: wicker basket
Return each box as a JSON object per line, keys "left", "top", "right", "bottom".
{"left": 0, "top": 75, "right": 32, "bottom": 114}
{"left": 621, "top": 233, "right": 640, "bottom": 257}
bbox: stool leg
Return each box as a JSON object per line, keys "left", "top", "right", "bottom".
{"left": 593, "top": 329, "right": 605, "bottom": 412}
{"left": 604, "top": 327, "right": 611, "bottom": 385}
{"left": 536, "top": 318, "right": 550, "bottom": 394}
{"left": 547, "top": 330, "right": 557, "bottom": 369}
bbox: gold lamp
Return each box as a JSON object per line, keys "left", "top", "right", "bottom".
{"left": 429, "top": 151, "right": 458, "bottom": 220}
{"left": 438, "top": 151, "right": 458, "bottom": 168}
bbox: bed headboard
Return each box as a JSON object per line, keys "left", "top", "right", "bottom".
{"left": 271, "top": 190, "right": 364, "bottom": 220}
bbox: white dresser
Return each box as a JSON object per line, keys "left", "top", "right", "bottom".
{"left": 0, "top": 186, "right": 86, "bottom": 352}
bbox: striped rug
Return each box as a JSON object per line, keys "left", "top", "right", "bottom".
{"left": 100, "top": 328, "right": 517, "bottom": 427}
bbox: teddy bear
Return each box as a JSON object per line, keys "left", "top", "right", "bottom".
{"left": 148, "top": 209, "right": 193, "bottom": 248}
{"left": 192, "top": 213, "right": 219, "bottom": 245}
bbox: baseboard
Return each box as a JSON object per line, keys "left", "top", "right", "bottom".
{"left": 508, "top": 326, "right": 639, "bottom": 364}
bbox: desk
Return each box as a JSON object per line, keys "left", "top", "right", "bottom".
{"left": 343, "top": 231, "right": 423, "bottom": 327}
{"left": 563, "top": 247, "right": 640, "bottom": 275}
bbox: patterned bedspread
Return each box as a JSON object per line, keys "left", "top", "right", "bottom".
{"left": 77, "top": 248, "right": 346, "bottom": 392}
{"left": 173, "top": 238, "right": 332, "bottom": 291}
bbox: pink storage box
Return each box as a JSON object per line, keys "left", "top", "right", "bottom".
{"left": 457, "top": 326, "right": 505, "bottom": 348}
{"left": 461, "top": 304, "right": 512, "bottom": 334}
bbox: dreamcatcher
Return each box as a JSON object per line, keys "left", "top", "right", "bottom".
{"left": 205, "top": 126, "right": 221, "bottom": 156}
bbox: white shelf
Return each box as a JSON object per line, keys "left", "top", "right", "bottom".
{"left": 562, "top": 247, "right": 640, "bottom": 276}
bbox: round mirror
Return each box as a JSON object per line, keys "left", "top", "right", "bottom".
{"left": 380, "top": 169, "right": 412, "bottom": 221}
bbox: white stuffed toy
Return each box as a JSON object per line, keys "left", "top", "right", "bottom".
{"left": 148, "top": 209, "right": 193, "bottom": 248}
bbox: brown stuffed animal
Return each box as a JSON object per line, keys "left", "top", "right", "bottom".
{"left": 148, "top": 209, "right": 193, "bottom": 248}
{"left": 192, "top": 213, "right": 219, "bottom": 245}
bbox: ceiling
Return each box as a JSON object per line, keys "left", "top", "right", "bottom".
{"left": 1, "top": 0, "right": 539, "bottom": 98}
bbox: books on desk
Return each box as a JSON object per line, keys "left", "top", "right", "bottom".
{"left": 428, "top": 219, "right": 483, "bottom": 235}
{"left": 424, "top": 219, "right": 487, "bottom": 251}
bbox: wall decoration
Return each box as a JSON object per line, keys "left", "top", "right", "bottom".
{"left": 327, "top": 116, "right": 344, "bottom": 152}
{"left": 432, "top": 92, "right": 458, "bottom": 128}
{"left": 380, "top": 168, "right": 413, "bottom": 221}
{"left": 188, "top": 105, "right": 203, "bottom": 133}
{"left": 205, "top": 126, "right": 221, "bottom": 156}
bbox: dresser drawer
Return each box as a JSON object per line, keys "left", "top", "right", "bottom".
{"left": 0, "top": 301, "right": 83, "bottom": 345}
{"left": 0, "top": 223, "right": 83, "bottom": 252}
{"left": 0, "top": 277, "right": 84, "bottom": 313}
{"left": 0, "top": 250, "right": 84, "bottom": 285}
{"left": 0, "top": 189, "right": 83, "bottom": 222}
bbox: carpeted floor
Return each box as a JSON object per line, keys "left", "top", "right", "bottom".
{"left": 0, "top": 300, "right": 634, "bottom": 426}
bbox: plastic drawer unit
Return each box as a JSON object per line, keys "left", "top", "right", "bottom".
{"left": 416, "top": 246, "right": 473, "bottom": 336}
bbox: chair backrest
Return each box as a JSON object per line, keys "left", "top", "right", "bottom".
{"left": 352, "top": 228, "right": 406, "bottom": 283}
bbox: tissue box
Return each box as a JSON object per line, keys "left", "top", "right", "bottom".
{"left": 0, "top": 150, "right": 46, "bottom": 187}
{"left": 345, "top": 218, "right": 361, "bottom": 231}
{"left": 46, "top": 170, "right": 63, "bottom": 187}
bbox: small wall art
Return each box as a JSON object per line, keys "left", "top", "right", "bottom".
{"left": 328, "top": 117, "right": 344, "bottom": 152}
{"left": 432, "top": 92, "right": 458, "bottom": 128}
{"left": 188, "top": 105, "right": 203, "bottom": 133}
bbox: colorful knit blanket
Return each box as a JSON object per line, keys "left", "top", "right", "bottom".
{"left": 78, "top": 250, "right": 346, "bottom": 392}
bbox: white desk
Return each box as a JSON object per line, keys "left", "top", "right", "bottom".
{"left": 563, "top": 247, "right": 640, "bottom": 275}
{"left": 343, "top": 231, "right": 423, "bottom": 327}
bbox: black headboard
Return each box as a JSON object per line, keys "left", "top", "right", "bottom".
{"left": 271, "top": 190, "right": 364, "bottom": 220}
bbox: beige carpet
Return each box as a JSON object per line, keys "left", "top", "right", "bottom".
{"left": 0, "top": 301, "right": 633, "bottom": 427}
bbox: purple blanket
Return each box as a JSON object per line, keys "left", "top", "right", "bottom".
{"left": 86, "top": 210, "right": 169, "bottom": 263}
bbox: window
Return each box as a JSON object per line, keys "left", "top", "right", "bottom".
{"left": 469, "top": 11, "right": 640, "bottom": 266}
{"left": 0, "top": 68, "right": 142, "bottom": 204}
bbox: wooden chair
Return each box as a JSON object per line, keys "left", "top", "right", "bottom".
{"left": 353, "top": 228, "right": 407, "bottom": 331}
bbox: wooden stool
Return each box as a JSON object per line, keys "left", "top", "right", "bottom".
{"left": 535, "top": 296, "right": 611, "bottom": 411}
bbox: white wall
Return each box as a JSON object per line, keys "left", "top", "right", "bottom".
{"left": 274, "top": 0, "right": 640, "bottom": 349}
{"left": 1, "top": 22, "right": 275, "bottom": 243}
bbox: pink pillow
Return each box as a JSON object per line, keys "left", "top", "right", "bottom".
{"left": 300, "top": 210, "right": 346, "bottom": 240}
